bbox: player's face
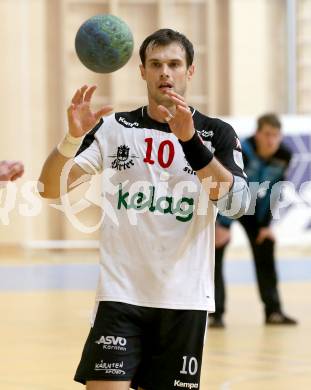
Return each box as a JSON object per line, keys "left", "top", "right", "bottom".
{"left": 255, "top": 124, "right": 282, "bottom": 158}
{"left": 140, "top": 42, "right": 194, "bottom": 107}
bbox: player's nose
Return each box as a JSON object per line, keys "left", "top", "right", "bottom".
{"left": 160, "top": 64, "right": 170, "bottom": 78}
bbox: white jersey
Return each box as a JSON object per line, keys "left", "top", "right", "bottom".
{"left": 74, "top": 106, "right": 245, "bottom": 311}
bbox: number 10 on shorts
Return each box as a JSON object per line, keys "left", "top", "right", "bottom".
{"left": 180, "top": 356, "right": 198, "bottom": 375}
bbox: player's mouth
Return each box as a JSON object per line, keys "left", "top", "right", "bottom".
{"left": 158, "top": 82, "right": 174, "bottom": 92}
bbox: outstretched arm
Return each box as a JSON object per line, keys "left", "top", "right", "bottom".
{"left": 38, "top": 85, "right": 112, "bottom": 199}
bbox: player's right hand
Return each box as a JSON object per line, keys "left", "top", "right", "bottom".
{"left": 67, "top": 85, "right": 113, "bottom": 137}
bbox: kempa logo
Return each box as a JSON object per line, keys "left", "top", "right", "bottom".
{"left": 174, "top": 380, "right": 199, "bottom": 389}
{"left": 94, "top": 360, "right": 125, "bottom": 375}
{"left": 118, "top": 116, "right": 139, "bottom": 128}
{"left": 95, "top": 336, "right": 127, "bottom": 351}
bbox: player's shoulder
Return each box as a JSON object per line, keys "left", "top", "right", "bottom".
{"left": 114, "top": 107, "right": 143, "bottom": 129}
{"left": 192, "top": 109, "right": 236, "bottom": 142}
{"left": 91, "top": 108, "right": 144, "bottom": 133}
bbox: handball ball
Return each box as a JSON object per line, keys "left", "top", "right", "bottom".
{"left": 75, "top": 14, "right": 134, "bottom": 73}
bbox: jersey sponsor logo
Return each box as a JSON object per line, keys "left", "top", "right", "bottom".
{"left": 118, "top": 116, "right": 139, "bottom": 128}
{"left": 183, "top": 160, "right": 196, "bottom": 175}
{"left": 117, "top": 183, "right": 194, "bottom": 222}
{"left": 197, "top": 129, "right": 213, "bottom": 139}
{"left": 183, "top": 166, "right": 196, "bottom": 175}
{"left": 94, "top": 360, "right": 126, "bottom": 375}
{"left": 95, "top": 336, "right": 127, "bottom": 351}
{"left": 109, "top": 145, "right": 139, "bottom": 170}
{"left": 174, "top": 380, "right": 199, "bottom": 389}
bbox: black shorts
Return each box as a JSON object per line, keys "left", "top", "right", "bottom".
{"left": 74, "top": 301, "right": 207, "bottom": 389}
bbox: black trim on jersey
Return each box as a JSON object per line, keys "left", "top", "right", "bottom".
{"left": 115, "top": 107, "right": 170, "bottom": 132}
{"left": 192, "top": 112, "right": 246, "bottom": 179}
{"left": 140, "top": 106, "right": 171, "bottom": 132}
{"left": 75, "top": 118, "right": 104, "bottom": 157}
{"left": 115, "top": 106, "right": 196, "bottom": 133}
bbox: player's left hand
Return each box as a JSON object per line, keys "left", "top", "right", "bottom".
{"left": 256, "top": 227, "right": 275, "bottom": 244}
{"left": 157, "top": 90, "right": 195, "bottom": 142}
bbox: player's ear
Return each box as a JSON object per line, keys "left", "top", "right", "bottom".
{"left": 187, "top": 64, "right": 195, "bottom": 80}
{"left": 139, "top": 64, "right": 146, "bottom": 80}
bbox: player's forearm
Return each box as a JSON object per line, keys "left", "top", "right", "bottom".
{"left": 38, "top": 148, "right": 71, "bottom": 198}
{"left": 197, "top": 159, "right": 250, "bottom": 219}
{"left": 179, "top": 132, "right": 250, "bottom": 218}
{"left": 196, "top": 158, "right": 233, "bottom": 200}
{"left": 179, "top": 132, "right": 232, "bottom": 199}
{"left": 213, "top": 174, "right": 250, "bottom": 219}
{"left": 39, "top": 129, "right": 86, "bottom": 198}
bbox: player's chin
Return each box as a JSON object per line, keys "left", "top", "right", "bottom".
{"left": 156, "top": 93, "right": 174, "bottom": 106}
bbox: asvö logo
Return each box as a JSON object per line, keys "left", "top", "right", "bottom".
{"left": 95, "top": 336, "right": 127, "bottom": 351}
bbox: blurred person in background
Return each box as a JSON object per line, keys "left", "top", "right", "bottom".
{"left": 209, "top": 113, "right": 298, "bottom": 328}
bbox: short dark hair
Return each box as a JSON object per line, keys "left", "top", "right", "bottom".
{"left": 139, "top": 28, "right": 194, "bottom": 68}
{"left": 257, "top": 113, "right": 281, "bottom": 131}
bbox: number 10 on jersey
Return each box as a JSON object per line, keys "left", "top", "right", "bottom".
{"left": 144, "top": 138, "right": 175, "bottom": 168}
{"left": 180, "top": 356, "right": 198, "bottom": 375}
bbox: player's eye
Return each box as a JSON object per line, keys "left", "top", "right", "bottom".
{"left": 150, "top": 62, "right": 161, "bottom": 68}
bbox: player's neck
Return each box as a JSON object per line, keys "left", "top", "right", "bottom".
{"left": 147, "top": 101, "right": 176, "bottom": 123}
